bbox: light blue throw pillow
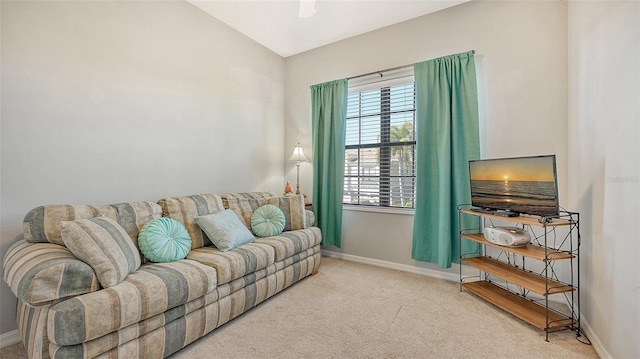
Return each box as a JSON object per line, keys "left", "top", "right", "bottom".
{"left": 195, "top": 210, "right": 255, "bottom": 251}
{"left": 251, "top": 204, "right": 286, "bottom": 237}
{"left": 138, "top": 218, "right": 192, "bottom": 263}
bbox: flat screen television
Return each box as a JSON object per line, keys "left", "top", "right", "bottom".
{"left": 468, "top": 155, "right": 559, "bottom": 217}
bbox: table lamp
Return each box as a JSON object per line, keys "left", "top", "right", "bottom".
{"left": 288, "top": 142, "right": 309, "bottom": 195}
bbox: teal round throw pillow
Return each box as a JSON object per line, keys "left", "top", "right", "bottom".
{"left": 138, "top": 218, "right": 191, "bottom": 262}
{"left": 251, "top": 204, "right": 286, "bottom": 237}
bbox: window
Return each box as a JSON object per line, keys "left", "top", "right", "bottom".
{"left": 344, "top": 72, "right": 416, "bottom": 209}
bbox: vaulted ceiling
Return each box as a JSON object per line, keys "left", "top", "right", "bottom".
{"left": 188, "top": 0, "right": 469, "bottom": 57}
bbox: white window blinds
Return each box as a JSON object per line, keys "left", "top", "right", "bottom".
{"left": 344, "top": 68, "right": 416, "bottom": 209}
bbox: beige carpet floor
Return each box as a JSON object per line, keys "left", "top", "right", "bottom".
{"left": 1, "top": 256, "right": 598, "bottom": 358}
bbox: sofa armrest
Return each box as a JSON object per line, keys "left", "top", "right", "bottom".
{"left": 3, "top": 240, "right": 99, "bottom": 305}
{"left": 305, "top": 210, "right": 315, "bottom": 227}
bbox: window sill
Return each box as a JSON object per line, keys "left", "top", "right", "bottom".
{"left": 343, "top": 205, "right": 415, "bottom": 216}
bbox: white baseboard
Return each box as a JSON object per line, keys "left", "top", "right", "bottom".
{"left": 0, "top": 329, "right": 21, "bottom": 349}
{"left": 321, "top": 250, "right": 462, "bottom": 282}
{"left": 580, "top": 315, "right": 610, "bottom": 359}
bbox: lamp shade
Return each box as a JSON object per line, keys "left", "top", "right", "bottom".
{"left": 288, "top": 144, "right": 309, "bottom": 163}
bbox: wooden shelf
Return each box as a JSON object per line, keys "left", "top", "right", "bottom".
{"left": 461, "top": 256, "right": 575, "bottom": 295}
{"left": 462, "top": 281, "right": 575, "bottom": 330}
{"left": 458, "top": 207, "right": 580, "bottom": 340}
{"left": 461, "top": 233, "right": 574, "bottom": 261}
{"left": 460, "top": 209, "right": 574, "bottom": 227}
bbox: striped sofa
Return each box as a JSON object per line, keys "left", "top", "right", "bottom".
{"left": 3, "top": 192, "right": 321, "bottom": 358}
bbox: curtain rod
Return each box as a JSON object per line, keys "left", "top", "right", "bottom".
{"left": 347, "top": 64, "right": 412, "bottom": 80}
{"left": 347, "top": 50, "right": 475, "bottom": 81}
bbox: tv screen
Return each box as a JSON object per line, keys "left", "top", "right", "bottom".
{"left": 469, "top": 155, "right": 559, "bottom": 217}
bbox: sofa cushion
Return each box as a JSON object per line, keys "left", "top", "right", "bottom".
{"left": 221, "top": 192, "right": 309, "bottom": 232}
{"left": 138, "top": 218, "right": 192, "bottom": 263}
{"left": 23, "top": 202, "right": 161, "bottom": 246}
{"left": 186, "top": 242, "right": 275, "bottom": 285}
{"left": 221, "top": 192, "right": 278, "bottom": 230}
{"left": 255, "top": 226, "right": 322, "bottom": 262}
{"left": 48, "top": 259, "right": 217, "bottom": 346}
{"left": 251, "top": 205, "right": 286, "bottom": 237}
{"left": 306, "top": 209, "right": 315, "bottom": 227}
{"left": 195, "top": 210, "right": 255, "bottom": 251}
{"left": 157, "top": 193, "right": 226, "bottom": 249}
{"left": 49, "top": 290, "right": 220, "bottom": 358}
{"left": 274, "top": 195, "right": 307, "bottom": 231}
{"left": 24, "top": 205, "right": 100, "bottom": 245}
{"left": 3, "top": 240, "right": 99, "bottom": 305}
{"left": 61, "top": 217, "right": 141, "bottom": 288}
{"left": 108, "top": 202, "right": 164, "bottom": 247}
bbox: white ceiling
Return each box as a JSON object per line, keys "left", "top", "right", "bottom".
{"left": 188, "top": 0, "right": 469, "bottom": 57}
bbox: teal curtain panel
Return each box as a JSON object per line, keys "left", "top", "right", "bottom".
{"left": 411, "top": 51, "right": 481, "bottom": 268}
{"left": 311, "top": 79, "right": 348, "bottom": 248}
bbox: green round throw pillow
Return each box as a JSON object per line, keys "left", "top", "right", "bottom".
{"left": 251, "top": 204, "right": 286, "bottom": 237}
{"left": 138, "top": 218, "right": 192, "bottom": 263}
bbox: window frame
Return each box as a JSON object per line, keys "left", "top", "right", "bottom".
{"left": 344, "top": 71, "right": 416, "bottom": 212}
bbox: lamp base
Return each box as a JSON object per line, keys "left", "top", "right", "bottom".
{"left": 295, "top": 163, "right": 301, "bottom": 196}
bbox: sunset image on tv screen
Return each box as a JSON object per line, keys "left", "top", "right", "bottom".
{"left": 469, "top": 155, "right": 559, "bottom": 217}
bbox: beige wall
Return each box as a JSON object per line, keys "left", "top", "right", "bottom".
{"left": 0, "top": 0, "right": 285, "bottom": 335}
{"left": 568, "top": 1, "right": 640, "bottom": 358}
{"left": 285, "top": 1, "right": 640, "bottom": 357}
{"left": 285, "top": 0, "right": 568, "bottom": 279}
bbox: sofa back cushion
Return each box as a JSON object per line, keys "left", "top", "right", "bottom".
{"left": 23, "top": 202, "right": 162, "bottom": 246}
{"left": 221, "top": 192, "right": 278, "bottom": 230}
{"left": 221, "top": 192, "right": 308, "bottom": 233}
{"left": 157, "top": 193, "right": 226, "bottom": 249}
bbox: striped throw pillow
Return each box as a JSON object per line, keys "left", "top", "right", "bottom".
{"left": 61, "top": 217, "right": 141, "bottom": 288}
{"left": 276, "top": 195, "right": 307, "bottom": 231}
